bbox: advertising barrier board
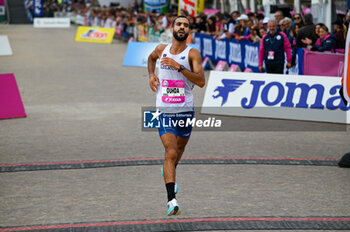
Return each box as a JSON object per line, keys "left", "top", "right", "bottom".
{"left": 34, "top": 18, "right": 70, "bottom": 28}
{"left": 303, "top": 50, "right": 344, "bottom": 77}
{"left": 202, "top": 71, "right": 349, "bottom": 124}
{"left": 144, "top": 0, "right": 170, "bottom": 13}
{"left": 33, "top": 0, "right": 44, "bottom": 17}
{"left": 0, "top": 35, "right": 13, "bottom": 56}
{"left": 195, "top": 33, "right": 305, "bottom": 75}
{"left": 0, "top": 73, "right": 26, "bottom": 119}
{"left": 75, "top": 26, "right": 115, "bottom": 43}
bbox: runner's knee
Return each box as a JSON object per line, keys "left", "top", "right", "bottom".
{"left": 165, "top": 148, "right": 177, "bottom": 162}
{"left": 177, "top": 146, "right": 185, "bottom": 155}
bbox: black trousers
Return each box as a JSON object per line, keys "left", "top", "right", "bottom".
{"left": 266, "top": 64, "right": 284, "bottom": 74}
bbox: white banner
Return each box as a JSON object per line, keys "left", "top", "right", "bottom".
{"left": 34, "top": 18, "right": 70, "bottom": 28}
{"left": 202, "top": 72, "right": 350, "bottom": 124}
{"left": 0, "top": 35, "right": 13, "bottom": 56}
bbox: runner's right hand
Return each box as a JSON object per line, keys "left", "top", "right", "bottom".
{"left": 149, "top": 74, "right": 160, "bottom": 92}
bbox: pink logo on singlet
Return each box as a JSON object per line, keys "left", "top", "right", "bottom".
{"left": 162, "top": 80, "right": 185, "bottom": 103}
{"left": 163, "top": 97, "right": 185, "bottom": 103}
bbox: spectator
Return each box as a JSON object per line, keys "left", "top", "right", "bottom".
{"left": 279, "top": 19, "right": 286, "bottom": 32}
{"left": 234, "top": 14, "right": 250, "bottom": 41}
{"left": 249, "top": 25, "right": 261, "bottom": 44}
{"left": 281, "top": 17, "right": 293, "bottom": 43}
{"left": 333, "top": 19, "right": 346, "bottom": 52}
{"left": 160, "top": 13, "right": 169, "bottom": 30}
{"left": 345, "top": 11, "right": 350, "bottom": 33}
{"left": 180, "top": 9, "right": 189, "bottom": 16}
{"left": 259, "top": 27, "right": 267, "bottom": 38}
{"left": 290, "top": 23, "right": 301, "bottom": 47}
{"left": 215, "top": 13, "right": 224, "bottom": 37}
{"left": 313, "top": 23, "right": 324, "bottom": 46}
{"left": 304, "top": 24, "right": 336, "bottom": 53}
{"left": 206, "top": 16, "right": 217, "bottom": 35}
{"left": 275, "top": 10, "right": 284, "bottom": 22}
{"left": 104, "top": 14, "right": 116, "bottom": 28}
{"left": 262, "top": 17, "right": 269, "bottom": 29}
{"left": 218, "top": 14, "right": 235, "bottom": 40}
{"left": 259, "top": 20, "right": 292, "bottom": 74}
{"left": 187, "top": 15, "right": 196, "bottom": 30}
{"left": 290, "top": 23, "right": 301, "bottom": 67}
{"left": 293, "top": 13, "right": 304, "bottom": 27}
{"left": 296, "top": 13, "right": 316, "bottom": 47}
{"left": 193, "top": 15, "right": 207, "bottom": 33}
{"left": 231, "top": 11, "right": 240, "bottom": 24}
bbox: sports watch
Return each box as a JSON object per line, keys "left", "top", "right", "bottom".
{"left": 178, "top": 65, "right": 185, "bottom": 72}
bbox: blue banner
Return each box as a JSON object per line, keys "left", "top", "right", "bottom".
{"left": 144, "top": 0, "right": 169, "bottom": 13}
{"left": 228, "top": 38, "right": 244, "bottom": 70}
{"left": 33, "top": 0, "right": 44, "bottom": 17}
{"left": 195, "top": 33, "right": 303, "bottom": 75}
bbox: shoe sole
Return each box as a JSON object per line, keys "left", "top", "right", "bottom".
{"left": 168, "top": 206, "right": 182, "bottom": 216}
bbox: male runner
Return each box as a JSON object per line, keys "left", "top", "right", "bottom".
{"left": 147, "top": 15, "right": 205, "bottom": 216}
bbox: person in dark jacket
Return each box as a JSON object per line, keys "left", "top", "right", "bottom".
{"left": 333, "top": 19, "right": 345, "bottom": 52}
{"left": 296, "top": 13, "right": 316, "bottom": 47}
{"left": 304, "top": 24, "right": 336, "bottom": 52}
{"left": 258, "top": 20, "right": 292, "bottom": 74}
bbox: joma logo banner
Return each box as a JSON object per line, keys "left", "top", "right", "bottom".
{"left": 202, "top": 72, "right": 350, "bottom": 124}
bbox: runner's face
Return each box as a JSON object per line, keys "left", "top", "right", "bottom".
{"left": 173, "top": 18, "right": 190, "bottom": 41}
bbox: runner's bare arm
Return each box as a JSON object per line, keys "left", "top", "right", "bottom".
{"left": 148, "top": 44, "right": 166, "bottom": 92}
{"left": 159, "top": 48, "right": 205, "bottom": 88}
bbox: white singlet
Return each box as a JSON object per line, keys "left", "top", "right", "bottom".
{"left": 156, "top": 44, "right": 194, "bottom": 113}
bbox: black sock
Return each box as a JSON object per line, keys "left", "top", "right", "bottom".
{"left": 166, "top": 183, "right": 176, "bottom": 202}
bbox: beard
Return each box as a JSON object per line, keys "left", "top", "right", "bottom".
{"left": 173, "top": 30, "right": 189, "bottom": 41}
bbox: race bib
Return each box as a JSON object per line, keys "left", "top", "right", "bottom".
{"left": 162, "top": 80, "right": 185, "bottom": 103}
{"left": 267, "top": 51, "right": 275, "bottom": 60}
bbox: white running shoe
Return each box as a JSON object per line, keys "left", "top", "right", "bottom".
{"left": 167, "top": 198, "right": 181, "bottom": 216}
{"left": 161, "top": 166, "right": 179, "bottom": 194}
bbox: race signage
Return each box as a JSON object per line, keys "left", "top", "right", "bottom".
{"left": 75, "top": 26, "right": 115, "bottom": 44}
{"left": 144, "top": 0, "right": 170, "bottom": 13}
{"left": 179, "top": 0, "right": 197, "bottom": 17}
{"left": 34, "top": 18, "right": 70, "bottom": 28}
{"left": 0, "top": 35, "right": 13, "bottom": 56}
{"left": 202, "top": 72, "right": 349, "bottom": 124}
{"left": 33, "top": 0, "right": 44, "bottom": 17}
{"left": 0, "top": 73, "right": 26, "bottom": 119}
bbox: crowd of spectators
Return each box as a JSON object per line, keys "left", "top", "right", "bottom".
{"left": 30, "top": 0, "right": 349, "bottom": 53}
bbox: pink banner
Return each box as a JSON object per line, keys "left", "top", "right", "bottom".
{"left": 303, "top": 50, "right": 345, "bottom": 77}
{"left": 203, "top": 9, "right": 220, "bottom": 16}
{"left": 228, "top": 64, "right": 239, "bottom": 72}
{"left": 214, "top": 60, "right": 227, "bottom": 71}
{"left": 0, "top": 0, "right": 4, "bottom": 6}
{"left": 0, "top": 73, "right": 26, "bottom": 119}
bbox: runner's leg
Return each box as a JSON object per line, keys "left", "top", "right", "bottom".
{"left": 175, "top": 136, "right": 189, "bottom": 166}
{"left": 161, "top": 133, "right": 178, "bottom": 184}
